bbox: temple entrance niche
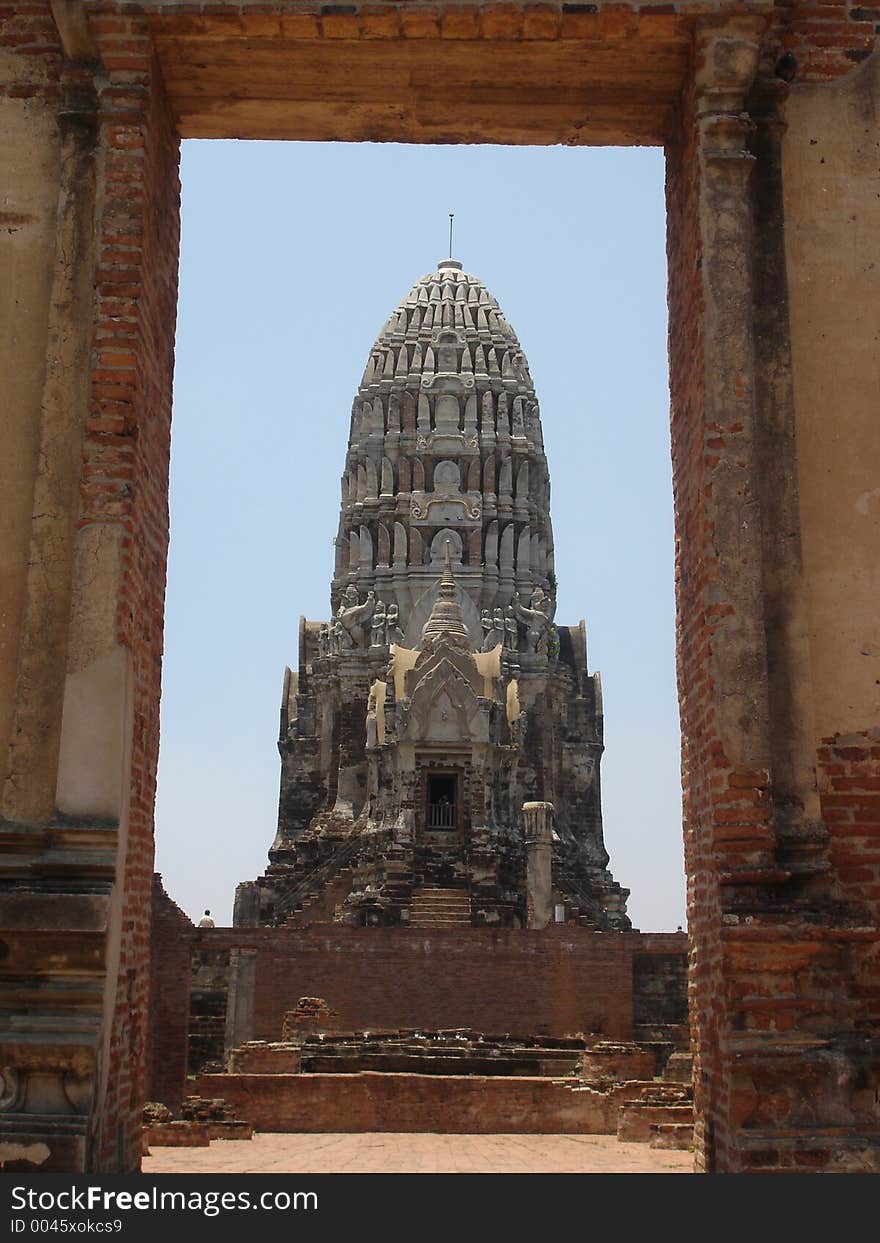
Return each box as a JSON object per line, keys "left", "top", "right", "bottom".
{"left": 426, "top": 773, "right": 458, "bottom": 832}
{"left": 420, "top": 760, "right": 467, "bottom": 889}
{"left": 418, "top": 765, "right": 467, "bottom": 891}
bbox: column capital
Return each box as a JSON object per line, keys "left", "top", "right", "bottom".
{"left": 523, "top": 800, "right": 554, "bottom": 845}
{"left": 694, "top": 14, "right": 768, "bottom": 122}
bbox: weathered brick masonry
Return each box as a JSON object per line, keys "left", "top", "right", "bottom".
{"left": 1, "top": 0, "right": 878, "bottom": 1174}
{"left": 145, "top": 877, "right": 192, "bottom": 1112}
{"left": 2, "top": 1, "right": 180, "bottom": 1172}
{"left": 90, "top": 27, "right": 181, "bottom": 1172}
{"left": 147, "top": 877, "right": 688, "bottom": 1101}
{"left": 186, "top": 1071, "right": 635, "bottom": 1134}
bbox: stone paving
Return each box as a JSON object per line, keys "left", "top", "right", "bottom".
{"left": 143, "top": 1132, "right": 693, "bottom": 1174}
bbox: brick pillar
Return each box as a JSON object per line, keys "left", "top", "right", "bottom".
{"left": 670, "top": 15, "right": 880, "bottom": 1172}
{"left": 0, "top": 7, "right": 181, "bottom": 1173}
{"left": 146, "top": 877, "right": 193, "bottom": 1112}
{"left": 668, "top": 18, "right": 775, "bottom": 1169}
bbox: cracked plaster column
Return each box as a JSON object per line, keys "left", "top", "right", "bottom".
{"left": 524, "top": 801, "right": 554, "bottom": 930}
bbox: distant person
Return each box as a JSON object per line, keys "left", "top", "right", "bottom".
{"left": 198, "top": 909, "right": 215, "bottom": 928}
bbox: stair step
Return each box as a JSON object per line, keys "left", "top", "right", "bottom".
{"left": 410, "top": 914, "right": 469, "bottom": 924}
{"left": 410, "top": 887, "right": 472, "bottom": 928}
{"left": 412, "top": 897, "right": 471, "bottom": 902}
{"left": 411, "top": 905, "right": 471, "bottom": 913}
{"left": 412, "top": 901, "right": 471, "bottom": 909}
{"left": 410, "top": 917, "right": 472, "bottom": 925}
{"left": 412, "top": 897, "right": 470, "bottom": 904}
{"left": 411, "top": 918, "right": 471, "bottom": 924}
{"left": 618, "top": 1103, "right": 694, "bottom": 1144}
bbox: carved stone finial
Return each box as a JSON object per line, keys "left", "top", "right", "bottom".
{"left": 420, "top": 542, "right": 470, "bottom": 647}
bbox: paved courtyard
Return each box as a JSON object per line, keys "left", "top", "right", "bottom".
{"left": 143, "top": 1132, "right": 693, "bottom": 1174}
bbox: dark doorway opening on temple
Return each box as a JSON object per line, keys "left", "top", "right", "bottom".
{"left": 427, "top": 774, "right": 458, "bottom": 831}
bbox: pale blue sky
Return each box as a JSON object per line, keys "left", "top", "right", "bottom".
{"left": 154, "top": 140, "right": 686, "bottom": 931}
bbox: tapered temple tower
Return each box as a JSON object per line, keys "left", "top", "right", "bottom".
{"left": 235, "top": 259, "right": 630, "bottom": 930}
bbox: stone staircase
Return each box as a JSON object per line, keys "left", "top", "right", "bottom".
{"left": 292, "top": 866, "right": 355, "bottom": 924}
{"left": 617, "top": 1084, "right": 694, "bottom": 1150}
{"left": 274, "top": 832, "right": 363, "bottom": 924}
{"left": 409, "top": 887, "right": 472, "bottom": 928}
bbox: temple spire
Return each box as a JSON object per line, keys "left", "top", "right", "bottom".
{"left": 441, "top": 539, "right": 454, "bottom": 586}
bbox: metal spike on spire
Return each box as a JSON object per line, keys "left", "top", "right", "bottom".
{"left": 448, "top": 213, "right": 454, "bottom": 259}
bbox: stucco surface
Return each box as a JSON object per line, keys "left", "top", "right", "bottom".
{"left": 0, "top": 71, "right": 60, "bottom": 784}
{"left": 784, "top": 49, "right": 880, "bottom": 739}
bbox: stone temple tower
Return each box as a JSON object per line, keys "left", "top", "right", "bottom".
{"left": 235, "top": 259, "right": 630, "bottom": 931}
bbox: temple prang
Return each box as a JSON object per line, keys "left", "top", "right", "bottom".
{"left": 234, "top": 258, "right": 630, "bottom": 933}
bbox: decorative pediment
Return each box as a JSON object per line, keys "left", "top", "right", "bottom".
{"left": 420, "top": 373, "right": 476, "bottom": 393}
{"left": 403, "top": 654, "right": 488, "bottom": 744}
{"left": 410, "top": 492, "right": 482, "bottom": 526}
{"left": 408, "top": 646, "right": 483, "bottom": 700}
{"left": 415, "top": 431, "right": 479, "bottom": 455}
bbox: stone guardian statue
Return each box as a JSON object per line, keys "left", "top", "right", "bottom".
{"left": 333, "top": 586, "right": 376, "bottom": 649}
{"left": 514, "top": 588, "right": 555, "bottom": 654}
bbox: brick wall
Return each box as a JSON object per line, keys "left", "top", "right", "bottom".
{"left": 0, "top": 3, "right": 61, "bottom": 97}
{"left": 190, "top": 1070, "right": 635, "bottom": 1134}
{"left": 780, "top": 2, "right": 877, "bottom": 80}
{"left": 665, "top": 48, "right": 719, "bottom": 1172}
{"left": 632, "top": 952, "right": 689, "bottom": 1037}
{"left": 187, "top": 948, "right": 231, "bottom": 1073}
{"left": 145, "top": 876, "right": 193, "bottom": 1111}
{"left": 819, "top": 730, "right": 880, "bottom": 1041}
{"left": 147, "top": 921, "right": 689, "bottom": 1111}
{"left": 157, "top": 926, "right": 687, "bottom": 1063}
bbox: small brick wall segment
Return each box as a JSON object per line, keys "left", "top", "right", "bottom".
{"left": 145, "top": 877, "right": 193, "bottom": 1111}
{"left": 189, "top": 1071, "right": 653, "bottom": 1135}
{"left": 820, "top": 730, "right": 880, "bottom": 921}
